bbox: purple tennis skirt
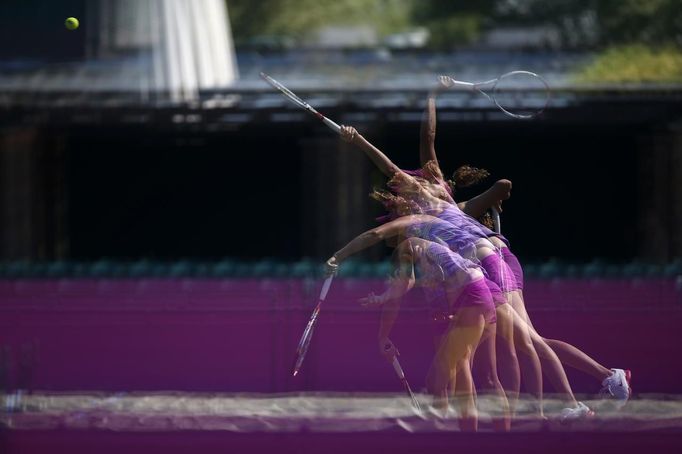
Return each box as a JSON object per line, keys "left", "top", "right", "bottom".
{"left": 500, "top": 248, "right": 524, "bottom": 290}
{"left": 452, "top": 278, "right": 497, "bottom": 324}
{"left": 485, "top": 278, "right": 507, "bottom": 307}
{"left": 480, "top": 253, "right": 518, "bottom": 293}
{"left": 429, "top": 278, "right": 497, "bottom": 329}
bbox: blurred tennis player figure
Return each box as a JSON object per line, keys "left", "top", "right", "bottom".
{"left": 336, "top": 114, "right": 597, "bottom": 420}
{"left": 326, "top": 212, "right": 511, "bottom": 430}
{"left": 356, "top": 237, "right": 497, "bottom": 432}
{"left": 421, "top": 76, "right": 631, "bottom": 408}
{"left": 463, "top": 185, "right": 632, "bottom": 406}
{"left": 407, "top": 75, "right": 630, "bottom": 407}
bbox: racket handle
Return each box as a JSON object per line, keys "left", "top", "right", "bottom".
{"left": 448, "top": 79, "right": 476, "bottom": 90}
{"left": 491, "top": 208, "right": 501, "bottom": 234}
{"left": 319, "top": 275, "right": 334, "bottom": 301}
{"left": 392, "top": 357, "right": 405, "bottom": 379}
{"left": 322, "top": 117, "right": 341, "bottom": 134}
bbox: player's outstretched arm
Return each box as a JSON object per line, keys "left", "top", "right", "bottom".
{"left": 360, "top": 239, "right": 416, "bottom": 308}
{"left": 419, "top": 77, "right": 452, "bottom": 168}
{"left": 420, "top": 76, "right": 461, "bottom": 168}
{"left": 339, "top": 125, "right": 401, "bottom": 177}
{"left": 361, "top": 241, "right": 416, "bottom": 360}
{"left": 325, "top": 217, "right": 420, "bottom": 275}
{"left": 419, "top": 92, "right": 438, "bottom": 167}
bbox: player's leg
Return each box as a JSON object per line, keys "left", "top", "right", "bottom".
{"left": 472, "top": 319, "right": 511, "bottom": 431}
{"left": 428, "top": 307, "right": 485, "bottom": 429}
{"left": 509, "top": 292, "right": 545, "bottom": 417}
{"left": 511, "top": 292, "right": 596, "bottom": 419}
{"left": 453, "top": 355, "right": 478, "bottom": 432}
{"left": 543, "top": 338, "right": 611, "bottom": 380}
{"left": 494, "top": 303, "right": 520, "bottom": 418}
{"left": 510, "top": 282, "right": 628, "bottom": 407}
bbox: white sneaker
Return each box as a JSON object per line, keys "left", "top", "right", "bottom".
{"left": 560, "top": 401, "right": 595, "bottom": 422}
{"left": 600, "top": 368, "right": 632, "bottom": 408}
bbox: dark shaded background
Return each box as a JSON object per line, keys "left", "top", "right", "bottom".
{"left": 63, "top": 119, "right": 639, "bottom": 262}
{"left": 1, "top": 0, "right": 679, "bottom": 266}
{"left": 0, "top": 0, "right": 86, "bottom": 60}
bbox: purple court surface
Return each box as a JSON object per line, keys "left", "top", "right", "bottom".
{"left": 1, "top": 277, "right": 681, "bottom": 453}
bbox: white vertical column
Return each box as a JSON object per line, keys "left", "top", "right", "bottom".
{"left": 205, "top": 0, "right": 239, "bottom": 86}
{"left": 188, "top": 0, "right": 214, "bottom": 88}
{"left": 172, "top": 0, "right": 199, "bottom": 101}
{"left": 87, "top": 0, "right": 239, "bottom": 98}
{"left": 150, "top": 0, "right": 166, "bottom": 98}
{"left": 161, "top": 0, "right": 182, "bottom": 101}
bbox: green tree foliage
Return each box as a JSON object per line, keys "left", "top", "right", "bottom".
{"left": 595, "top": 0, "right": 682, "bottom": 45}
{"left": 408, "top": 0, "right": 497, "bottom": 25}
{"left": 226, "top": 0, "right": 500, "bottom": 49}
{"left": 227, "top": 0, "right": 415, "bottom": 44}
{"left": 391, "top": 0, "right": 500, "bottom": 48}
{"left": 495, "top": 0, "right": 681, "bottom": 48}
{"left": 575, "top": 45, "right": 682, "bottom": 84}
{"left": 421, "top": 15, "right": 483, "bottom": 50}
{"left": 226, "top": 0, "right": 681, "bottom": 49}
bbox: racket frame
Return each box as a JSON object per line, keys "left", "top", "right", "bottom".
{"left": 260, "top": 72, "right": 341, "bottom": 133}
{"left": 447, "top": 70, "right": 550, "bottom": 120}
{"left": 391, "top": 356, "right": 423, "bottom": 414}
{"left": 292, "top": 275, "right": 334, "bottom": 376}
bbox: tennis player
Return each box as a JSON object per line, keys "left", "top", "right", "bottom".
{"left": 414, "top": 77, "right": 631, "bottom": 408}
{"left": 326, "top": 214, "right": 511, "bottom": 430}
{"left": 358, "top": 237, "right": 497, "bottom": 431}
{"left": 337, "top": 122, "right": 593, "bottom": 420}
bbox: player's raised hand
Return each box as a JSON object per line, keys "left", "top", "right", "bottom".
{"left": 437, "top": 75, "right": 456, "bottom": 90}
{"left": 340, "top": 125, "right": 358, "bottom": 143}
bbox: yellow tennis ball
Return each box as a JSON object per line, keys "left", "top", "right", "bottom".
{"left": 65, "top": 17, "right": 79, "bottom": 31}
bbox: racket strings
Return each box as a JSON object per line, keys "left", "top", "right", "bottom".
{"left": 448, "top": 71, "right": 550, "bottom": 119}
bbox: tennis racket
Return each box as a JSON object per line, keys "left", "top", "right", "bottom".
{"left": 292, "top": 275, "right": 334, "bottom": 376}
{"left": 491, "top": 207, "right": 501, "bottom": 234}
{"left": 391, "top": 356, "right": 423, "bottom": 414}
{"left": 260, "top": 72, "right": 341, "bottom": 134}
{"left": 440, "top": 71, "right": 550, "bottom": 120}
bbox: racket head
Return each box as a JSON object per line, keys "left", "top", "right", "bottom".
{"left": 404, "top": 380, "right": 423, "bottom": 414}
{"left": 489, "top": 70, "right": 551, "bottom": 119}
{"left": 259, "top": 72, "right": 310, "bottom": 111}
{"left": 392, "top": 357, "right": 422, "bottom": 414}
{"left": 259, "top": 72, "right": 341, "bottom": 134}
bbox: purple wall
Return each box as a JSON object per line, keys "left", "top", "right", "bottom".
{"left": 0, "top": 278, "right": 680, "bottom": 393}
